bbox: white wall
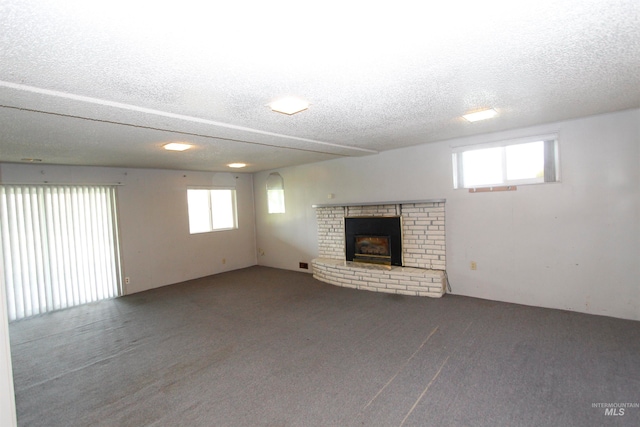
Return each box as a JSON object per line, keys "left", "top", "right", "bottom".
{"left": 255, "top": 109, "right": 640, "bottom": 321}
{"left": 0, "top": 164, "right": 258, "bottom": 293}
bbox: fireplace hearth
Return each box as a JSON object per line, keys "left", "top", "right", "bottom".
{"left": 345, "top": 216, "right": 402, "bottom": 266}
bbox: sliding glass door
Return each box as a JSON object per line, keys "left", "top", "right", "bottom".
{"left": 0, "top": 185, "right": 122, "bottom": 321}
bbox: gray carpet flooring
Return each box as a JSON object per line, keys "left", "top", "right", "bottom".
{"left": 8, "top": 266, "right": 640, "bottom": 426}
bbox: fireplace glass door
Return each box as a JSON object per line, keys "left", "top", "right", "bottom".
{"left": 354, "top": 235, "right": 391, "bottom": 265}
{"left": 345, "top": 216, "right": 403, "bottom": 266}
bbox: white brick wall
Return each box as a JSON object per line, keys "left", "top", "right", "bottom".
{"left": 315, "top": 201, "right": 446, "bottom": 270}
{"left": 346, "top": 204, "right": 399, "bottom": 217}
{"left": 401, "top": 202, "right": 446, "bottom": 270}
{"left": 316, "top": 206, "right": 345, "bottom": 260}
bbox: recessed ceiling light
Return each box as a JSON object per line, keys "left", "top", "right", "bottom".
{"left": 228, "top": 163, "right": 247, "bottom": 168}
{"left": 163, "top": 142, "right": 192, "bottom": 151}
{"left": 462, "top": 108, "right": 499, "bottom": 122}
{"left": 269, "top": 97, "right": 309, "bottom": 115}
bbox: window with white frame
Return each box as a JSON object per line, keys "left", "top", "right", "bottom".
{"left": 452, "top": 135, "right": 559, "bottom": 189}
{"left": 187, "top": 188, "right": 237, "bottom": 233}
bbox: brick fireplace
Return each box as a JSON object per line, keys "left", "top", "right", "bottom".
{"left": 312, "top": 200, "right": 446, "bottom": 297}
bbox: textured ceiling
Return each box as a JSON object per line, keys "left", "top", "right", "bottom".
{"left": 1, "top": 0, "right": 639, "bottom": 173}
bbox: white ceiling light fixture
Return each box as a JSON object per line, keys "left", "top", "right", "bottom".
{"left": 163, "top": 142, "right": 192, "bottom": 151}
{"left": 463, "top": 108, "right": 499, "bottom": 123}
{"left": 269, "top": 97, "right": 310, "bottom": 115}
{"left": 228, "top": 163, "right": 247, "bottom": 168}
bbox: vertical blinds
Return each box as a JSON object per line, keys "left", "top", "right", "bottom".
{"left": 0, "top": 185, "right": 122, "bottom": 321}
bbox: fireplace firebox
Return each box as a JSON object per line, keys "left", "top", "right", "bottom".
{"left": 345, "top": 217, "right": 402, "bottom": 266}
{"left": 354, "top": 235, "right": 391, "bottom": 264}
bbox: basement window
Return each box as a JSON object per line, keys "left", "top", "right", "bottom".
{"left": 452, "top": 135, "right": 559, "bottom": 189}
{"left": 266, "top": 172, "right": 286, "bottom": 214}
{"left": 187, "top": 188, "right": 237, "bottom": 233}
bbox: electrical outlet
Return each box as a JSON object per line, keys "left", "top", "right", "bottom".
{"left": 125, "top": 277, "right": 130, "bottom": 284}
{"left": 222, "top": 258, "right": 226, "bottom": 264}
{"left": 470, "top": 261, "right": 477, "bottom": 270}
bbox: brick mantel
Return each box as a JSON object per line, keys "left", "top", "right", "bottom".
{"left": 312, "top": 200, "right": 446, "bottom": 297}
